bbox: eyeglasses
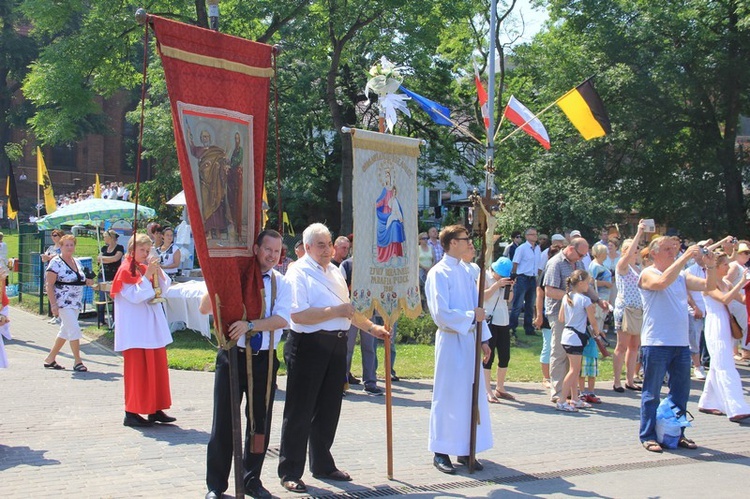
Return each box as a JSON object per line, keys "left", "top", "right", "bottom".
{"left": 420, "top": 237, "right": 428, "bottom": 240}
{"left": 575, "top": 248, "right": 587, "bottom": 257}
{"left": 514, "top": 235, "right": 522, "bottom": 240}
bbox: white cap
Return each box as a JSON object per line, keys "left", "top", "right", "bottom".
{"left": 570, "top": 230, "right": 582, "bottom": 238}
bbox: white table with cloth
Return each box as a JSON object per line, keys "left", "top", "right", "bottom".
{"left": 163, "top": 279, "right": 211, "bottom": 337}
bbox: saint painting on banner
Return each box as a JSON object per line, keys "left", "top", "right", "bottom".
{"left": 351, "top": 129, "right": 422, "bottom": 325}
{"left": 178, "top": 102, "right": 254, "bottom": 257}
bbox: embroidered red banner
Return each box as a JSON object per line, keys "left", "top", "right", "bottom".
{"left": 151, "top": 16, "right": 271, "bottom": 329}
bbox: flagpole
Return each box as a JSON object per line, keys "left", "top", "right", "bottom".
{"left": 468, "top": 0, "right": 497, "bottom": 475}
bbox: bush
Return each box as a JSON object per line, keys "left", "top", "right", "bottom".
{"left": 395, "top": 312, "right": 437, "bottom": 345}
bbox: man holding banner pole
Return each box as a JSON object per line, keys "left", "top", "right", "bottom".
{"left": 425, "top": 225, "right": 493, "bottom": 474}
{"left": 201, "top": 229, "right": 291, "bottom": 499}
{"left": 278, "top": 222, "right": 389, "bottom": 494}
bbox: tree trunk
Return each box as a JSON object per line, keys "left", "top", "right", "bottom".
{"left": 720, "top": 5, "right": 747, "bottom": 237}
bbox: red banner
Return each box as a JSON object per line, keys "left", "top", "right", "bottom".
{"left": 151, "top": 16, "right": 271, "bottom": 329}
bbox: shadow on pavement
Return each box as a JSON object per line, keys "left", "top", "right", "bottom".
{"left": 136, "top": 424, "right": 211, "bottom": 446}
{"left": 70, "top": 370, "right": 122, "bottom": 382}
{"left": 503, "top": 477, "right": 614, "bottom": 498}
{"left": 0, "top": 445, "right": 61, "bottom": 471}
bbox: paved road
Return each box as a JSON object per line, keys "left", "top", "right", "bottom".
{"left": 2, "top": 306, "right": 749, "bottom": 498}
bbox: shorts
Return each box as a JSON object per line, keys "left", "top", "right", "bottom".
{"left": 563, "top": 344, "right": 585, "bottom": 355}
{"left": 57, "top": 307, "right": 83, "bottom": 341}
{"left": 581, "top": 355, "right": 599, "bottom": 377}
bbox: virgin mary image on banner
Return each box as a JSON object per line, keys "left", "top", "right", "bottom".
{"left": 376, "top": 166, "right": 406, "bottom": 263}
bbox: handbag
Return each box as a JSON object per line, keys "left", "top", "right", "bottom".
{"left": 726, "top": 305, "right": 744, "bottom": 340}
{"left": 622, "top": 307, "right": 643, "bottom": 334}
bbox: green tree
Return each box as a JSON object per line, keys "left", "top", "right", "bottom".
{"left": 0, "top": 1, "right": 38, "bottom": 175}
{"left": 503, "top": 0, "right": 750, "bottom": 237}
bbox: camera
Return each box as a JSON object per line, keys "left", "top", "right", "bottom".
{"left": 731, "top": 237, "right": 738, "bottom": 244}
{"left": 700, "top": 247, "right": 709, "bottom": 255}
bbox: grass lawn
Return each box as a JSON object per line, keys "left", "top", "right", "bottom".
{"left": 81, "top": 323, "right": 618, "bottom": 382}
{"left": 10, "top": 233, "right": 618, "bottom": 382}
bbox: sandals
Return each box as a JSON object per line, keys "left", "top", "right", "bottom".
{"left": 677, "top": 436, "right": 698, "bottom": 449}
{"left": 642, "top": 440, "right": 663, "bottom": 453}
{"left": 613, "top": 385, "right": 625, "bottom": 393}
{"left": 729, "top": 414, "right": 750, "bottom": 423}
{"left": 44, "top": 361, "right": 65, "bottom": 370}
{"left": 698, "top": 407, "right": 725, "bottom": 416}
{"left": 73, "top": 363, "right": 88, "bottom": 372}
{"left": 555, "top": 402, "right": 578, "bottom": 412}
{"left": 494, "top": 389, "right": 516, "bottom": 401}
{"left": 625, "top": 384, "right": 642, "bottom": 391}
{"left": 487, "top": 394, "right": 501, "bottom": 404}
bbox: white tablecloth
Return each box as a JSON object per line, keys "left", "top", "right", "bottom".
{"left": 163, "top": 280, "right": 211, "bottom": 337}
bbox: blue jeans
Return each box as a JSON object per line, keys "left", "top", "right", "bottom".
{"left": 639, "top": 345, "right": 691, "bottom": 443}
{"left": 508, "top": 275, "right": 537, "bottom": 335}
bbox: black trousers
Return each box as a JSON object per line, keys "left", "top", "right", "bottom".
{"left": 206, "top": 347, "right": 279, "bottom": 493}
{"left": 277, "top": 331, "right": 347, "bottom": 481}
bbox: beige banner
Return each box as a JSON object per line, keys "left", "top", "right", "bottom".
{"left": 350, "top": 129, "right": 422, "bottom": 325}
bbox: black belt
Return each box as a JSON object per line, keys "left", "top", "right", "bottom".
{"left": 315, "top": 330, "right": 347, "bottom": 338}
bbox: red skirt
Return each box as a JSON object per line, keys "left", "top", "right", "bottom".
{"left": 123, "top": 347, "right": 172, "bottom": 414}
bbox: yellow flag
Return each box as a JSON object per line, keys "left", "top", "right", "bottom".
{"left": 282, "top": 211, "right": 295, "bottom": 236}
{"left": 37, "top": 147, "right": 57, "bottom": 214}
{"left": 5, "top": 177, "right": 17, "bottom": 220}
{"left": 94, "top": 174, "right": 101, "bottom": 198}
{"left": 261, "top": 186, "right": 269, "bottom": 228}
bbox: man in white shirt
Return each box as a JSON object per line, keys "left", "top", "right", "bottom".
{"left": 508, "top": 227, "right": 541, "bottom": 337}
{"left": 277, "top": 223, "right": 388, "bottom": 494}
{"left": 201, "top": 229, "right": 291, "bottom": 499}
{"left": 638, "top": 237, "right": 714, "bottom": 453}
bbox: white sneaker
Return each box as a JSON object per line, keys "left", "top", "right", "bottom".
{"left": 556, "top": 402, "right": 578, "bottom": 412}
{"left": 47, "top": 317, "right": 60, "bottom": 325}
{"left": 574, "top": 399, "right": 592, "bottom": 409}
{"left": 694, "top": 366, "right": 706, "bottom": 380}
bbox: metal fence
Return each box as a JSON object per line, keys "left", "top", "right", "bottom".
{"left": 17, "top": 223, "right": 46, "bottom": 314}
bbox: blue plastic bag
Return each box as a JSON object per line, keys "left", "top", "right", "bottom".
{"left": 655, "top": 396, "right": 692, "bottom": 449}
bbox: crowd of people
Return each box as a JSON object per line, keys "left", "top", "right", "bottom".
{"left": 5, "top": 215, "right": 749, "bottom": 499}
{"left": 54, "top": 181, "right": 131, "bottom": 208}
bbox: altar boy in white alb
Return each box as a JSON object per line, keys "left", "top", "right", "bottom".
{"left": 424, "top": 225, "right": 493, "bottom": 474}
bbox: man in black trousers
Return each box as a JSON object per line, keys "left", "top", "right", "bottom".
{"left": 200, "top": 229, "right": 291, "bottom": 499}
{"left": 277, "top": 223, "right": 389, "bottom": 494}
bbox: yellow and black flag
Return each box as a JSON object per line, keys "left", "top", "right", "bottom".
{"left": 37, "top": 146, "right": 56, "bottom": 214}
{"left": 556, "top": 79, "right": 611, "bottom": 140}
{"left": 5, "top": 161, "right": 20, "bottom": 220}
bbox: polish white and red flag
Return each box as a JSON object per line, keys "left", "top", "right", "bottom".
{"left": 503, "top": 95, "right": 551, "bottom": 150}
{"left": 473, "top": 62, "right": 490, "bottom": 130}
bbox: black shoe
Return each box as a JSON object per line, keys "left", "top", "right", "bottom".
{"left": 457, "top": 455, "right": 484, "bottom": 471}
{"left": 347, "top": 373, "right": 361, "bottom": 385}
{"left": 364, "top": 384, "right": 384, "bottom": 396}
{"left": 245, "top": 482, "right": 273, "bottom": 499}
{"left": 148, "top": 410, "right": 177, "bottom": 423}
{"left": 205, "top": 491, "right": 221, "bottom": 499}
{"left": 124, "top": 412, "right": 153, "bottom": 427}
{"left": 433, "top": 454, "right": 455, "bottom": 474}
{"left": 391, "top": 374, "right": 400, "bottom": 382}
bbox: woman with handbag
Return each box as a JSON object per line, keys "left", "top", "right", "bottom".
{"left": 43, "top": 235, "right": 94, "bottom": 372}
{"left": 697, "top": 252, "right": 750, "bottom": 422}
{"left": 612, "top": 220, "right": 647, "bottom": 392}
{"left": 726, "top": 241, "right": 750, "bottom": 362}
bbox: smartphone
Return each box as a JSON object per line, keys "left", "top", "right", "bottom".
{"left": 643, "top": 219, "right": 655, "bottom": 233}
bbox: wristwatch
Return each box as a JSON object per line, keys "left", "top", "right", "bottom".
{"left": 246, "top": 321, "right": 254, "bottom": 333}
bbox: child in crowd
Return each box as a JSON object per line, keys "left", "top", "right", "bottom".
{"left": 558, "top": 269, "right": 604, "bottom": 412}
{"left": 578, "top": 330, "right": 602, "bottom": 404}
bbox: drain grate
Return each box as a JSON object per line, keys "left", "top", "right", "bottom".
{"left": 288, "top": 450, "right": 750, "bottom": 498}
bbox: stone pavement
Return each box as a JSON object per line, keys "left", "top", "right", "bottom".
{"left": 2, "top": 305, "right": 750, "bottom": 498}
